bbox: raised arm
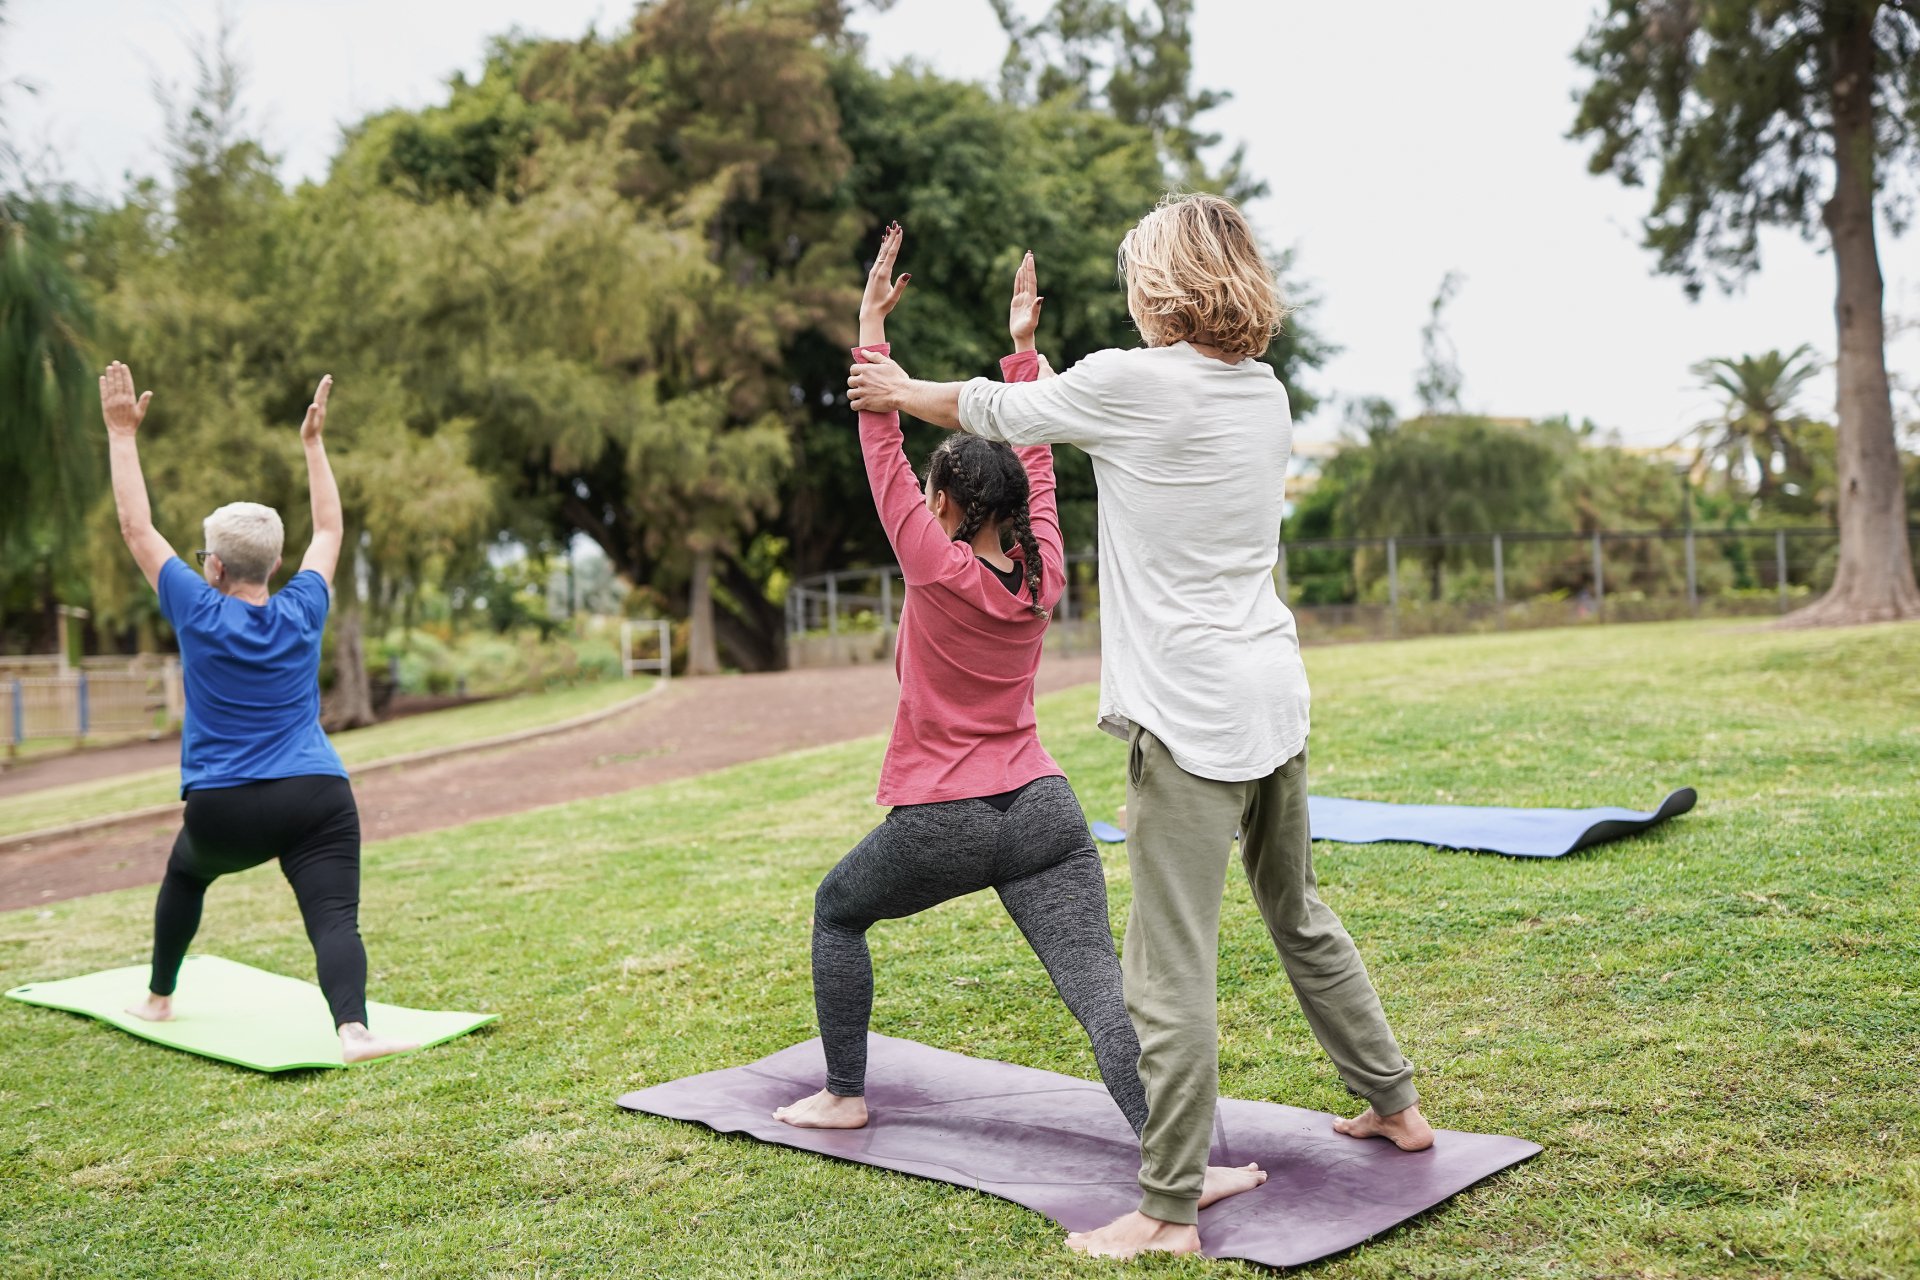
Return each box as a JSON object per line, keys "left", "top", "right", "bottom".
{"left": 100, "top": 362, "right": 177, "bottom": 591}
{"left": 845, "top": 247, "right": 1054, "bottom": 428}
{"left": 1002, "top": 253, "right": 1064, "bottom": 598}
{"left": 298, "top": 375, "right": 343, "bottom": 586}
{"left": 852, "top": 225, "right": 976, "bottom": 586}
{"left": 857, "top": 348, "right": 975, "bottom": 587}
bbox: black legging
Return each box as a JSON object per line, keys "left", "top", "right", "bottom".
{"left": 149, "top": 774, "right": 368, "bottom": 1028}
{"left": 812, "top": 774, "right": 1148, "bottom": 1133}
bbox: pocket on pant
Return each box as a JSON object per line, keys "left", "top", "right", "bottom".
{"left": 1277, "top": 748, "right": 1308, "bottom": 781}
{"left": 1128, "top": 727, "right": 1149, "bottom": 789}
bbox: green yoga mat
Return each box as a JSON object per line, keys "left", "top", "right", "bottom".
{"left": 5, "top": 955, "right": 495, "bottom": 1072}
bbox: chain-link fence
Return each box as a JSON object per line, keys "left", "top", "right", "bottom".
{"left": 785, "top": 525, "right": 1918, "bottom": 666}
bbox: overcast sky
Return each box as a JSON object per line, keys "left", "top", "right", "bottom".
{"left": 8, "top": 0, "right": 1919, "bottom": 446}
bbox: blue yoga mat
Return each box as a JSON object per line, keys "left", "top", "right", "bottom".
{"left": 1306, "top": 788, "right": 1696, "bottom": 858}
{"left": 1088, "top": 788, "right": 1696, "bottom": 859}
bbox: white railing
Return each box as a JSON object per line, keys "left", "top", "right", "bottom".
{"left": 619, "top": 619, "right": 673, "bottom": 684}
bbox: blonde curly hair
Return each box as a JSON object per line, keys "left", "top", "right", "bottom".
{"left": 1118, "top": 192, "right": 1284, "bottom": 360}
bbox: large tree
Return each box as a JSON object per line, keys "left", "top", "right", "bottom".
{"left": 989, "top": 0, "right": 1250, "bottom": 192}
{"left": 522, "top": 0, "right": 857, "bottom": 673}
{"left": 341, "top": 0, "right": 1326, "bottom": 670}
{"left": 353, "top": 2, "right": 849, "bottom": 673}
{"left": 277, "top": 181, "right": 501, "bottom": 722}
{"left": 1572, "top": 0, "right": 1920, "bottom": 624}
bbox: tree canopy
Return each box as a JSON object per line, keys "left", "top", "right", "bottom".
{"left": 0, "top": 0, "right": 1329, "bottom": 675}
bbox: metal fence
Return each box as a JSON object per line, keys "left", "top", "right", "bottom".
{"left": 785, "top": 525, "right": 1919, "bottom": 665}
{"left": 619, "top": 619, "right": 674, "bottom": 683}
{"left": 1, "top": 656, "right": 183, "bottom": 750}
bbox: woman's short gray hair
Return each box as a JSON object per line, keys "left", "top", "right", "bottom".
{"left": 203, "top": 502, "right": 285, "bottom": 583}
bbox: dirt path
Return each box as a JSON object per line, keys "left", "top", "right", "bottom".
{"left": 0, "top": 656, "right": 1101, "bottom": 912}
{"left": 0, "top": 694, "right": 496, "bottom": 797}
{"left": 0, "top": 736, "right": 181, "bottom": 797}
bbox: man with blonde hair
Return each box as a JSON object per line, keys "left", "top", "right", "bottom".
{"left": 101, "top": 361, "right": 414, "bottom": 1065}
{"left": 849, "top": 193, "right": 1431, "bottom": 1259}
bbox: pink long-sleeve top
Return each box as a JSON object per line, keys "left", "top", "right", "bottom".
{"left": 856, "top": 344, "right": 1067, "bottom": 807}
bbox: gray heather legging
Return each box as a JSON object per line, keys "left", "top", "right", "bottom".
{"left": 811, "top": 774, "right": 1149, "bottom": 1134}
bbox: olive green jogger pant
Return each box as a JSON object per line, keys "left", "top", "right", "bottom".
{"left": 1121, "top": 726, "right": 1418, "bottom": 1225}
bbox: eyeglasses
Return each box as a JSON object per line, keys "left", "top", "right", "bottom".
{"left": 194, "top": 550, "right": 211, "bottom": 567}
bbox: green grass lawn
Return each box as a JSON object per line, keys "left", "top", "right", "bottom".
{"left": 3, "top": 620, "right": 1916, "bottom": 1279}
{"left": 0, "top": 680, "right": 649, "bottom": 840}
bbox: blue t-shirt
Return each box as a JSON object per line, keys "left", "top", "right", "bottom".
{"left": 158, "top": 557, "right": 348, "bottom": 795}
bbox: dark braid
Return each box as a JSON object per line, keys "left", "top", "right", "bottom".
{"left": 927, "top": 435, "right": 1050, "bottom": 620}
{"left": 954, "top": 496, "right": 992, "bottom": 546}
{"left": 1009, "top": 506, "right": 1046, "bottom": 616}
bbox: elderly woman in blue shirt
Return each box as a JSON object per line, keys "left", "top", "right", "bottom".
{"left": 102, "top": 361, "right": 413, "bottom": 1064}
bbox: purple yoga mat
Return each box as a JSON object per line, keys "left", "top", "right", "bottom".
{"left": 617, "top": 1034, "right": 1540, "bottom": 1268}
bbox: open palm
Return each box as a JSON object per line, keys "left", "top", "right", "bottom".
{"left": 1009, "top": 251, "right": 1044, "bottom": 347}
{"left": 98, "top": 362, "right": 152, "bottom": 438}
{"left": 300, "top": 375, "right": 333, "bottom": 445}
{"left": 860, "top": 222, "right": 909, "bottom": 322}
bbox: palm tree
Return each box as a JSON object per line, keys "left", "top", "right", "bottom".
{"left": 1686, "top": 345, "right": 1822, "bottom": 504}
{"left": 0, "top": 198, "right": 98, "bottom": 585}
{"left": 2, "top": 4, "right": 102, "bottom": 640}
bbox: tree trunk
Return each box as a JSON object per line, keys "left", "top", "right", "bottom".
{"left": 714, "top": 548, "right": 790, "bottom": 672}
{"left": 686, "top": 544, "right": 721, "bottom": 676}
{"left": 329, "top": 601, "right": 377, "bottom": 729}
{"left": 1786, "top": 10, "right": 1920, "bottom": 626}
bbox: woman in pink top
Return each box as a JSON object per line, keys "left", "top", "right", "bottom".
{"left": 770, "top": 225, "right": 1139, "bottom": 1134}
{"left": 771, "top": 227, "right": 1268, "bottom": 1209}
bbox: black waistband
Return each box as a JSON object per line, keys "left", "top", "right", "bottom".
{"left": 975, "top": 778, "right": 1039, "bottom": 812}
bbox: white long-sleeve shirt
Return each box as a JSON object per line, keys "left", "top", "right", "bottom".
{"left": 957, "top": 341, "right": 1309, "bottom": 783}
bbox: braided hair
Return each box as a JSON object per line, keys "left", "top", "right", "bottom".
{"left": 926, "top": 434, "right": 1049, "bottom": 620}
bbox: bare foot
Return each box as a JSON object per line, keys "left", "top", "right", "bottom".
{"left": 1199, "top": 1161, "right": 1267, "bottom": 1208}
{"left": 124, "top": 993, "right": 173, "bottom": 1022}
{"left": 1333, "top": 1102, "right": 1435, "bottom": 1151}
{"left": 338, "top": 1022, "right": 419, "bottom": 1064}
{"left": 1066, "top": 1211, "right": 1200, "bottom": 1259}
{"left": 772, "top": 1088, "right": 869, "bottom": 1129}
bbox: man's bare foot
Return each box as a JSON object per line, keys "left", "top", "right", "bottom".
{"left": 1333, "top": 1101, "right": 1435, "bottom": 1151}
{"left": 1198, "top": 1162, "right": 1267, "bottom": 1208}
{"left": 338, "top": 1022, "right": 418, "bottom": 1064}
{"left": 1066, "top": 1211, "right": 1200, "bottom": 1259}
{"left": 772, "top": 1088, "right": 869, "bottom": 1129}
{"left": 124, "top": 993, "right": 172, "bottom": 1022}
